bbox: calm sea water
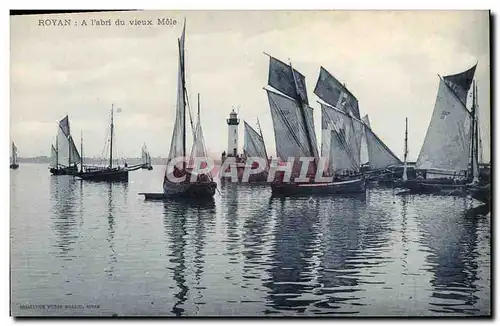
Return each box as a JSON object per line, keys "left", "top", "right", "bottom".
{"left": 10, "top": 163, "right": 491, "bottom": 317}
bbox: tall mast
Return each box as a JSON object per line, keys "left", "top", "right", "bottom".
{"left": 473, "top": 81, "right": 480, "bottom": 183}
{"left": 68, "top": 136, "right": 71, "bottom": 167}
{"left": 469, "top": 80, "right": 479, "bottom": 182}
{"left": 110, "top": 104, "right": 114, "bottom": 168}
{"left": 179, "top": 38, "right": 186, "bottom": 170}
{"left": 289, "top": 60, "right": 316, "bottom": 172}
{"left": 403, "top": 117, "right": 408, "bottom": 181}
{"left": 80, "top": 131, "right": 84, "bottom": 173}
{"left": 197, "top": 93, "right": 200, "bottom": 121}
{"left": 55, "top": 135, "right": 59, "bottom": 167}
{"left": 11, "top": 142, "right": 14, "bottom": 164}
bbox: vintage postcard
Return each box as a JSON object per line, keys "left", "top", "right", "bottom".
{"left": 9, "top": 10, "right": 491, "bottom": 317}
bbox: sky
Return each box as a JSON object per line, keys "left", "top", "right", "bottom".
{"left": 10, "top": 10, "right": 490, "bottom": 162}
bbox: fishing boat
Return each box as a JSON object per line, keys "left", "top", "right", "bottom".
{"left": 142, "top": 20, "right": 216, "bottom": 199}
{"left": 403, "top": 64, "right": 481, "bottom": 195}
{"left": 10, "top": 142, "right": 19, "bottom": 169}
{"left": 361, "top": 116, "right": 411, "bottom": 185}
{"left": 49, "top": 115, "right": 80, "bottom": 175}
{"left": 468, "top": 183, "right": 490, "bottom": 206}
{"left": 141, "top": 144, "right": 153, "bottom": 170}
{"left": 76, "top": 105, "right": 142, "bottom": 182}
{"left": 241, "top": 119, "right": 269, "bottom": 182}
{"left": 220, "top": 119, "right": 269, "bottom": 183}
{"left": 264, "top": 56, "right": 365, "bottom": 196}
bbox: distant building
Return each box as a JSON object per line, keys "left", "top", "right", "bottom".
{"left": 226, "top": 109, "right": 240, "bottom": 157}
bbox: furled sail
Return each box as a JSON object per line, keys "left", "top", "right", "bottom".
{"left": 416, "top": 77, "right": 472, "bottom": 173}
{"left": 141, "top": 144, "right": 148, "bottom": 164}
{"left": 364, "top": 125, "right": 402, "bottom": 170}
{"left": 321, "top": 103, "right": 362, "bottom": 174}
{"left": 167, "top": 22, "right": 187, "bottom": 165}
{"left": 243, "top": 121, "right": 267, "bottom": 160}
{"left": 50, "top": 145, "right": 58, "bottom": 168}
{"left": 267, "top": 90, "right": 319, "bottom": 162}
{"left": 314, "top": 66, "right": 360, "bottom": 119}
{"left": 11, "top": 142, "right": 18, "bottom": 165}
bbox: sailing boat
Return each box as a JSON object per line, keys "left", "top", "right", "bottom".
{"left": 141, "top": 144, "right": 153, "bottom": 170}
{"left": 10, "top": 142, "right": 19, "bottom": 169}
{"left": 49, "top": 115, "right": 80, "bottom": 175}
{"left": 76, "top": 105, "right": 142, "bottom": 182}
{"left": 143, "top": 20, "right": 216, "bottom": 199}
{"left": 264, "top": 56, "right": 365, "bottom": 196}
{"left": 361, "top": 114, "right": 404, "bottom": 184}
{"left": 242, "top": 119, "right": 269, "bottom": 182}
{"left": 403, "top": 64, "right": 480, "bottom": 194}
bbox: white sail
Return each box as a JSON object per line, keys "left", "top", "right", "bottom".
{"left": 267, "top": 89, "right": 318, "bottom": 162}
{"left": 321, "top": 103, "right": 361, "bottom": 172}
{"left": 50, "top": 145, "right": 58, "bottom": 168}
{"left": 328, "top": 129, "right": 359, "bottom": 174}
{"left": 416, "top": 78, "right": 472, "bottom": 173}
{"left": 243, "top": 121, "right": 267, "bottom": 160}
{"left": 68, "top": 136, "right": 80, "bottom": 165}
{"left": 189, "top": 114, "right": 212, "bottom": 179}
{"left": 54, "top": 116, "right": 80, "bottom": 167}
{"left": 364, "top": 126, "right": 402, "bottom": 170}
{"left": 56, "top": 126, "right": 70, "bottom": 166}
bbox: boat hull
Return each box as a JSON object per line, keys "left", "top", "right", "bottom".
{"left": 402, "top": 179, "right": 468, "bottom": 196}
{"left": 468, "top": 184, "right": 491, "bottom": 205}
{"left": 50, "top": 166, "right": 78, "bottom": 175}
{"left": 10, "top": 164, "right": 19, "bottom": 169}
{"left": 76, "top": 169, "right": 128, "bottom": 182}
{"left": 163, "top": 180, "right": 217, "bottom": 198}
{"left": 271, "top": 177, "right": 366, "bottom": 196}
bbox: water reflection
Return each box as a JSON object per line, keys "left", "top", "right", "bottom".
{"left": 163, "top": 198, "right": 215, "bottom": 317}
{"left": 105, "top": 183, "right": 116, "bottom": 278}
{"left": 264, "top": 197, "right": 322, "bottom": 314}
{"left": 240, "top": 190, "right": 274, "bottom": 291}
{"left": 50, "top": 176, "right": 79, "bottom": 261}
{"left": 221, "top": 183, "right": 241, "bottom": 263}
{"left": 315, "top": 196, "right": 367, "bottom": 314}
{"left": 416, "top": 198, "right": 481, "bottom": 315}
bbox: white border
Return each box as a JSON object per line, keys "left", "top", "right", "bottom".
{"left": 3, "top": 1, "right": 497, "bottom": 325}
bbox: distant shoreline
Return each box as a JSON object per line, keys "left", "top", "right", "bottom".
{"left": 14, "top": 157, "right": 223, "bottom": 165}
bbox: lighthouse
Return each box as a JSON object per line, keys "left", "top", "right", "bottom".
{"left": 226, "top": 109, "right": 240, "bottom": 157}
